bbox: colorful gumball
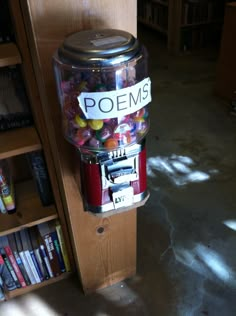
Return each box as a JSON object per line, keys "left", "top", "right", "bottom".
{"left": 114, "top": 131, "right": 132, "bottom": 146}
{"left": 61, "top": 80, "right": 71, "bottom": 94}
{"left": 74, "top": 115, "right": 87, "bottom": 127}
{"left": 95, "top": 84, "right": 106, "bottom": 92}
{"left": 77, "top": 81, "right": 88, "bottom": 92}
{"left": 133, "top": 108, "right": 145, "bottom": 118}
{"left": 126, "top": 118, "right": 136, "bottom": 135}
{"left": 88, "top": 119, "right": 104, "bottom": 130}
{"left": 96, "top": 125, "right": 113, "bottom": 142}
{"left": 75, "top": 127, "right": 92, "bottom": 146}
{"left": 109, "top": 118, "right": 118, "bottom": 128}
{"left": 63, "top": 98, "right": 77, "bottom": 120}
{"left": 113, "top": 123, "right": 131, "bottom": 134}
{"left": 134, "top": 117, "right": 148, "bottom": 134}
{"left": 119, "top": 115, "right": 130, "bottom": 124}
{"left": 143, "top": 108, "right": 149, "bottom": 119}
{"left": 88, "top": 137, "right": 101, "bottom": 148}
{"left": 104, "top": 138, "right": 118, "bottom": 150}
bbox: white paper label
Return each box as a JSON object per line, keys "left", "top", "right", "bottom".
{"left": 91, "top": 36, "right": 127, "bottom": 47}
{"left": 78, "top": 77, "right": 151, "bottom": 119}
{"left": 112, "top": 186, "right": 134, "bottom": 209}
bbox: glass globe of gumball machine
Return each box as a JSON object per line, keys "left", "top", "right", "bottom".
{"left": 53, "top": 29, "right": 151, "bottom": 214}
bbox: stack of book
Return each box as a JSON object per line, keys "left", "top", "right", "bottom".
{"left": 0, "top": 220, "right": 70, "bottom": 300}
{"left": 0, "top": 66, "right": 33, "bottom": 132}
{"left": 0, "top": 151, "right": 54, "bottom": 215}
{"left": 182, "top": 0, "right": 225, "bottom": 25}
{"left": 138, "top": 0, "right": 168, "bottom": 30}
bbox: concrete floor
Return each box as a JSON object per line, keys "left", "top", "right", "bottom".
{"left": 1, "top": 25, "right": 236, "bottom": 316}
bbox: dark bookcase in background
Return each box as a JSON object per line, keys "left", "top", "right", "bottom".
{"left": 137, "top": 0, "right": 228, "bottom": 54}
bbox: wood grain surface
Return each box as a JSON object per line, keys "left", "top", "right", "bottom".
{"left": 20, "top": 0, "right": 137, "bottom": 292}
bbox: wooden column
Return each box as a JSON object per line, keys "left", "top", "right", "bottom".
{"left": 20, "top": 0, "right": 137, "bottom": 293}
{"left": 168, "top": 0, "right": 182, "bottom": 55}
{"left": 215, "top": 3, "right": 236, "bottom": 101}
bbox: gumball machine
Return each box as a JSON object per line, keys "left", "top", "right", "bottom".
{"left": 53, "top": 29, "right": 151, "bottom": 214}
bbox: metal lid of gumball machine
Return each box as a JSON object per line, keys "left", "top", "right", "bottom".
{"left": 57, "top": 29, "right": 141, "bottom": 67}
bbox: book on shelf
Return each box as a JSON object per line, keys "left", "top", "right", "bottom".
{"left": 14, "top": 231, "right": 36, "bottom": 285}
{"left": 0, "top": 279, "right": 5, "bottom": 301}
{"left": 0, "top": 0, "right": 15, "bottom": 44}
{"left": 28, "top": 226, "right": 51, "bottom": 280}
{"left": 0, "top": 247, "right": 20, "bottom": 288}
{"left": 137, "top": 0, "right": 168, "bottom": 30}
{"left": 182, "top": 0, "right": 225, "bottom": 25}
{"left": 23, "top": 228, "right": 44, "bottom": 282}
{"left": 50, "top": 229, "right": 66, "bottom": 273}
{"left": 19, "top": 229, "right": 41, "bottom": 284}
{"left": 0, "top": 66, "right": 33, "bottom": 132}
{"left": 47, "top": 221, "right": 66, "bottom": 273}
{"left": 0, "top": 235, "right": 26, "bottom": 288}
{"left": 0, "top": 195, "right": 7, "bottom": 214}
{"left": 7, "top": 233, "right": 31, "bottom": 286}
{"left": 55, "top": 222, "right": 71, "bottom": 272}
{"left": 27, "top": 151, "right": 54, "bottom": 207}
{"left": 37, "top": 222, "right": 63, "bottom": 277}
{"left": 39, "top": 243, "right": 54, "bottom": 279}
{"left": 0, "top": 222, "right": 69, "bottom": 294}
{"left": 0, "top": 252, "right": 17, "bottom": 292}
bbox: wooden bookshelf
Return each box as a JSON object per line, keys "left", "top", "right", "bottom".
{"left": 138, "top": 0, "right": 226, "bottom": 55}
{"left": 0, "top": 126, "right": 42, "bottom": 160}
{"left": 0, "top": 0, "right": 76, "bottom": 302}
{"left": 138, "top": 0, "right": 169, "bottom": 34}
{"left": 138, "top": 17, "right": 168, "bottom": 34}
{"left": 0, "top": 180, "right": 58, "bottom": 237}
{"left": 181, "top": 19, "right": 222, "bottom": 28}
{"left": 152, "top": 0, "right": 168, "bottom": 6}
{"left": 5, "top": 271, "right": 72, "bottom": 299}
{"left": 21, "top": 0, "right": 138, "bottom": 294}
{"left": 0, "top": 42, "right": 21, "bottom": 67}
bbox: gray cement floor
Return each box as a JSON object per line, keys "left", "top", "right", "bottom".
{"left": 1, "top": 25, "right": 236, "bottom": 316}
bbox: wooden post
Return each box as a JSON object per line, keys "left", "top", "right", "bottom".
{"left": 20, "top": 0, "right": 137, "bottom": 293}
{"left": 168, "top": 0, "right": 182, "bottom": 55}
{"left": 215, "top": 3, "right": 236, "bottom": 101}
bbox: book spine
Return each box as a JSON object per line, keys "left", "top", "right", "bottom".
{"left": 50, "top": 231, "right": 66, "bottom": 273}
{"left": 24, "top": 250, "right": 41, "bottom": 284}
{"left": 55, "top": 225, "right": 71, "bottom": 272}
{"left": 39, "top": 245, "right": 54, "bottom": 278}
{"left": 4, "top": 246, "right": 26, "bottom": 287}
{"left": 0, "top": 253, "right": 17, "bottom": 291}
{"left": 0, "top": 196, "right": 7, "bottom": 214}
{"left": 27, "top": 152, "right": 54, "bottom": 206}
{"left": 13, "top": 251, "right": 31, "bottom": 286}
{"left": 19, "top": 251, "right": 36, "bottom": 285}
{"left": 34, "top": 248, "right": 49, "bottom": 280}
{"left": 29, "top": 250, "right": 44, "bottom": 282}
{"left": 0, "top": 281, "right": 5, "bottom": 301}
{"left": 44, "top": 234, "right": 61, "bottom": 276}
{"left": 1, "top": 249, "right": 21, "bottom": 288}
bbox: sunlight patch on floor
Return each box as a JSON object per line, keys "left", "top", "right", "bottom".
{"left": 147, "top": 154, "right": 216, "bottom": 186}
{"left": 223, "top": 220, "right": 236, "bottom": 231}
{"left": 173, "top": 243, "right": 236, "bottom": 288}
{"left": 99, "top": 283, "right": 137, "bottom": 307}
{"left": 1, "top": 293, "right": 59, "bottom": 316}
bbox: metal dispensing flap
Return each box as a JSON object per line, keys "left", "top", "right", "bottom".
{"left": 57, "top": 29, "right": 141, "bottom": 66}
